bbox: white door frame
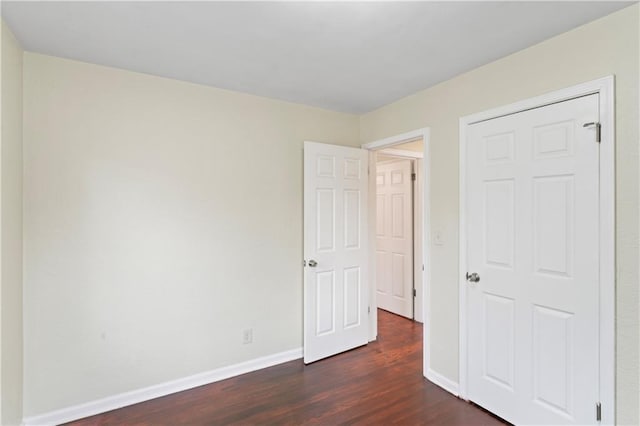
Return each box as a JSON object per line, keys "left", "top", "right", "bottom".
{"left": 378, "top": 147, "right": 424, "bottom": 159}
{"left": 458, "top": 76, "right": 615, "bottom": 424}
{"left": 361, "top": 127, "right": 431, "bottom": 378}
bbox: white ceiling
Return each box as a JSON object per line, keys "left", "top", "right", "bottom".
{"left": 1, "top": 1, "right": 633, "bottom": 113}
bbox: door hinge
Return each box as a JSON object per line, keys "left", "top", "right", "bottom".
{"left": 583, "top": 122, "right": 601, "bottom": 143}
{"left": 411, "top": 172, "right": 416, "bottom": 181}
{"left": 303, "top": 260, "right": 306, "bottom": 267}
{"left": 596, "top": 402, "right": 601, "bottom": 422}
{"left": 413, "top": 288, "right": 417, "bottom": 297}
{"left": 368, "top": 306, "right": 371, "bottom": 314}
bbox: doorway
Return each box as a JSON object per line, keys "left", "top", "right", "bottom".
{"left": 361, "top": 128, "right": 431, "bottom": 377}
{"left": 375, "top": 147, "right": 421, "bottom": 321}
{"left": 302, "top": 133, "right": 428, "bottom": 366}
{"left": 301, "top": 129, "right": 431, "bottom": 368}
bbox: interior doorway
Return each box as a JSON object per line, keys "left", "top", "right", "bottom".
{"left": 362, "top": 128, "right": 431, "bottom": 375}
{"left": 375, "top": 144, "right": 422, "bottom": 321}
{"left": 301, "top": 132, "right": 428, "bottom": 366}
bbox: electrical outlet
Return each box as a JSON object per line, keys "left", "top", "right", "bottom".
{"left": 242, "top": 328, "right": 253, "bottom": 344}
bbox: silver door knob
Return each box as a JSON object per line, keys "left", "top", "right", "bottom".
{"left": 466, "top": 272, "right": 480, "bottom": 283}
{"left": 308, "top": 259, "right": 318, "bottom": 267}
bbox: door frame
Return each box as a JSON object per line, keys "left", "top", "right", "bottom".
{"left": 458, "top": 76, "right": 615, "bottom": 424}
{"left": 361, "top": 127, "right": 432, "bottom": 377}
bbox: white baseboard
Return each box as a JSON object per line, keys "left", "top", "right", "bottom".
{"left": 23, "top": 347, "right": 303, "bottom": 426}
{"left": 425, "top": 368, "right": 459, "bottom": 397}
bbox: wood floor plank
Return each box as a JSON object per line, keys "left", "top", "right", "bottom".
{"left": 66, "top": 310, "right": 507, "bottom": 425}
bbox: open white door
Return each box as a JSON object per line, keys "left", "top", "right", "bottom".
{"left": 303, "top": 141, "right": 369, "bottom": 364}
{"left": 375, "top": 158, "right": 414, "bottom": 319}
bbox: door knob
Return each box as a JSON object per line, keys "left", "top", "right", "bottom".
{"left": 308, "top": 260, "right": 318, "bottom": 267}
{"left": 466, "top": 272, "right": 480, "bottom": 283}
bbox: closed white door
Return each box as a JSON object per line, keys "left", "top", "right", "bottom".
{"left": 376, "top": 159, "right": 414, "bottom": 319}
{"left": 303, "top": 141, "right": 369, "bottom": 364}
{"left": 465, "top": 94, "right": 600, "bottom": 424}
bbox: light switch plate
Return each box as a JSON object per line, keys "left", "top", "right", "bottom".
{"left": 434, "top": 231, "right": 444, "bottom": 246}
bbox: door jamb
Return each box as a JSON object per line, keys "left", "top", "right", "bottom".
{"left": 361, "top": 127, "right": 431, "bottom": 378}
{"left": 458, "top": 76, "right": 615, "bottom": 424}
{"left": 378, "top": 148, "right": 424, "bottom": 159}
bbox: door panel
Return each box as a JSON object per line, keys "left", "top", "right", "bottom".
{"left": 483, "top": 179, "right": 514, "bottom": 268}
{"left": 304, "top": 141, "right": 369, "bottom": 364}
{"left": 483, "top": 293, "right": 515, "bottom": 390}
{"left": 532, "top": 305, "right": 574, "bottom": 416}
{"left": 466, "top": 94, "right": 599, "bottom": 425}
{"left": 375, "top": 159, "right": 413, "bottom": 319}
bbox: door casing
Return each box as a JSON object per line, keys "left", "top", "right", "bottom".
{"left": 458, "top": 76, "right": 615, "bottom": 424}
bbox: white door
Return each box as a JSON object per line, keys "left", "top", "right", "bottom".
{"left": 465, "top": 94, "right": 600, "bottom": 424}
{"left": 303, "top": 141, "right": 369, "bottom": 364}
{"left": 376, "top": 159, "right": 414, "bottom": 319}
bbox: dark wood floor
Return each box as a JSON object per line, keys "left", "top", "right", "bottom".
{"left": 67, "top": 310, "right": 506, "bottom": 425}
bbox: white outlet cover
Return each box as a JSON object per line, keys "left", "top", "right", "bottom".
{"left": 242, "top": 328, "right": 253, "bottom": 344}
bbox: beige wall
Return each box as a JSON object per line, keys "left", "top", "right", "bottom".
{"left": 0, "top": 20, "right": 24, "bottom": 426}
{"left": 360, "top": 4, "right": 639, "bottom": 424}
{"left": 14, "top": 3, "right": 640, "bottom": 422}
{"left": 22, "top": 53, "right": 360, "bottom": 416}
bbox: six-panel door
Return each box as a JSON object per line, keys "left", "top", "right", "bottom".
{"left": 376, "top": 158, "right": 414, "bottom": 319}
{"left": 466, "top": 94, "right": 600, "bottom": 424}
{"left": 303, "top": 141, "right": 369, "bottom": 364}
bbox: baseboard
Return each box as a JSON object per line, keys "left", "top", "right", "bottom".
{"left": 425, "top": 368, "right": 459, "bottom": 397}
{"left": 23, "top": 347, "right": 303, "bottom": 426}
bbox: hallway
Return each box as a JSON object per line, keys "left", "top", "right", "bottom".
{"left": 68, "top": 310, "right": 506, "bottom": 425}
